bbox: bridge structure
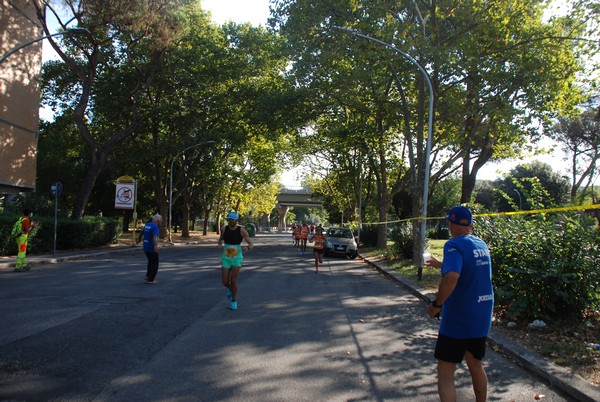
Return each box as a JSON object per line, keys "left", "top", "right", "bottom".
{"left": 275, "top": 188, "right": 323, "bottom": 231}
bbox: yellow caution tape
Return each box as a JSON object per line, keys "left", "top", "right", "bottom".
{"left": 360, "top": 204, "right": 600, "bottom": 226}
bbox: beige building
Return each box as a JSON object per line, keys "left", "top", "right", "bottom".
{"left": 0, "top": 0, "right": 42, "bottom": 205}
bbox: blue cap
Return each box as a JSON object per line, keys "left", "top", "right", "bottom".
{"left": 446, "top": 206, "right": 472, "bottom": 226}
{"left": 226, "top": 211, "right": 239, "bottom": 220}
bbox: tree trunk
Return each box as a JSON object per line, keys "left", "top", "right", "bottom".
{"left": 71, "top": 156, "right": 105, "bottom": 219}
{"left": 376, "top": 202, "right": 388, "bottom": 248}
{"left": 215, "top": 211, "right": 222, "bottom": 235}
{"left": 461, "top": 158, "right": 477, "bottom": 203}
{"left": 181, "top": 191, "right": 191, "bottom": 238}
{"left": 203, "top": 209, "right": 210, "bottom": 235}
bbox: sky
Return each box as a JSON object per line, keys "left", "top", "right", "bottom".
{"left": 202, "top": 0, "right": 271, "bottom": 26}
{"left": 41, "top": 0, "right": 571, "bottom": 186}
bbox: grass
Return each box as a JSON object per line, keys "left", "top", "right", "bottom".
{"left": 361, "top": 239, "right": 446, "bottom": 292}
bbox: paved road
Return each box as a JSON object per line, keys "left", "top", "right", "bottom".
{"left": 0, "top": 234, "right": 571, "bottom": 401}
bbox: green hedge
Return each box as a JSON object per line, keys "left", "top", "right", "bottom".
{"left": 475, "top": 212, "right": 600, "bottom": 321}
{"left": 0, "top": 215, "right": 122, "bottom": 256}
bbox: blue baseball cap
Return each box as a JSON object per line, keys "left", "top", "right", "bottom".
{"left": 226, "top": 211, "right": 239, "bottom": 220}
{"left": 446, "top": 206, "right": 472, "bottom": 226}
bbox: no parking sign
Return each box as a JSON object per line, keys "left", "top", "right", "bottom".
{"left": 114, "top": 178, "right": 136, "bottom": 210}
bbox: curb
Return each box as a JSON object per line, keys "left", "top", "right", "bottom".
{"left": 0, "top": 239, "right": 218, "bottom": 271}
{"left": 359, "top": 254, "right": 600, "bottom": 402}
{"left": 0, "top": 246, "right": 139, "bottom": 271}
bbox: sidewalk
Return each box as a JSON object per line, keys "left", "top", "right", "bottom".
{"left": 0, "top": 232, "right": 220, "bottom": 271}
{"left": 0, "top": 234, "right": 598, "bottom": 401}
{"left": 361, "top": 256, "right": 600, "bottom": 402}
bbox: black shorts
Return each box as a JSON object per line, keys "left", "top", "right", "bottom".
{"left": 313, "top": 248, "right": 324, "bottom": 255}
{"left": 434, "top": 333, "right": 487, "bottom": 363}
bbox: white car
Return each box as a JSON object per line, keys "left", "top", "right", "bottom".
{"left": 324, "top": 227, "right": 358, "bottom": 259}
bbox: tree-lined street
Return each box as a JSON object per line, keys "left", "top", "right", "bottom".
{"left": 0, "top": 234, "right": 571, "bottom": 401}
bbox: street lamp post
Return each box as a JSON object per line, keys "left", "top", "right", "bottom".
{"left": 0, "top": 28, "right": 89, "bottom": 64}
{"left": 332, "top": 26, "right": 434, "bottom": 280}
{"left": 513, "top": 189, "right": 522, "bottom": 210}
{"left": 168, "top": 141, "right": 215, "bottom": 243}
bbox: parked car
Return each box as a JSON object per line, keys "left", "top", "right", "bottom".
{"left": 324, "top": 227, "right": 358, "bottom": 259}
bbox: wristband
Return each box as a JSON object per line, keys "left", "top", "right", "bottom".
{"left": 431, "top": 299, "right": 443, "bottom": 309}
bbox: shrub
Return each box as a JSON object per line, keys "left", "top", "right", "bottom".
{"left": 475, "top": 212, "right": 600, "bottom": 321}
{"left": 390, "top": 222, "right": 415, "bottom": 260}
{"left": 357, "top": 225, "right": 378, "bottom": 247}
{"left": 0, "top": 215, "right": 122, "bottom": 256}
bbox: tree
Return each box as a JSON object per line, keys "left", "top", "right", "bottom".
{"left": 271, "top": 0, "right": 592, "bottom": 260}
{"left": 39, "top": 2, "right": 305, "bottom": 237}
{"left": 34, "top": 0, "right": 188, "bottom": 219}
{"left": 548, "top": 110, "right": 600, "bottom": 200}
{"left": 494, "top": 161, "right": 570, "bottom": 211}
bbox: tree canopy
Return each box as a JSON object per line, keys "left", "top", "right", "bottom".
{"left": 270, "top": 0, "right": 594, "bottom": 254}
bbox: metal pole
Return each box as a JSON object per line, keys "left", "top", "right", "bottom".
{"left": 513, "top": 189, "right": 522, "bottom": 210}
{"left": 332, "top": 27, "right": 434, "bottom": 280}
{"left": 357, "top": 162, "right": 363, "bottom": 244}
{"left": 0, "top": 28, "right": 88, "bottom": 64}
{"left": 132, "top": 179, "right": 138, "bottom": 246}
{"left": 168, "top": 158, "right": 176, "bottom": 243}
{"left": 53, "top": 191, "right": 58, "bottom": 257}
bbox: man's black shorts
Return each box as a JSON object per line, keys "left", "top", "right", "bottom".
{"left": 313, "top": 248, "right": 324, "bottom": 255}
{"left": 434, "top": 333, "right": 487, "bottom": 363}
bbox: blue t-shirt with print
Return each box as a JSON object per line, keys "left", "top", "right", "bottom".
{"left": 439, "top": 234, "right": 494, "bottom": 339}
{"left": 142, "top": 222, "right": 159, "bottom": 253}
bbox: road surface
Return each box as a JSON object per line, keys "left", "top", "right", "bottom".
{"left": 0, "top": 233, "right": 569, "bottom": 401}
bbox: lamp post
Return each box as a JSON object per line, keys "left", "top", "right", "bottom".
{"left": 513, "top": 189, "right": 522, "bottom": 210}
{"left": 0, "top": 28, "right": 89, "bottom": 64}
{"left": 168, "top": 141, "right": 215, "bottom": 243}
{"left": 332, "top": 26, "right": 434, "bottom": 280}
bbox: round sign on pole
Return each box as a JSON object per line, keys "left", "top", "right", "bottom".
{"left": 51, "top": 182, "right": 63, "bottom": 197}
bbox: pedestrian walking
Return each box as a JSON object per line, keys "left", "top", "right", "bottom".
{"left": 425, "top": 205, "right": 494, "bottom": 402}
{"left": 218, "top": 211, "right": 253, "bottom": 310}
{"left": 142, "top": 214, "right": 162, "bottom": 284}
{"left": 13, "top": 208, "right": 36, "bottom": 272}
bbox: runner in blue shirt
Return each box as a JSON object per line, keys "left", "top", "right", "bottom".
{"left": 425, "top": 205, "right": 493, "bottom": 402}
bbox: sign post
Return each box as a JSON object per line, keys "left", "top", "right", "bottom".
{"left": 50, "top": 182, "right": 63, "bottom": 257}
{"left": 114, "top": 176, "right": 137, "bottom": 246}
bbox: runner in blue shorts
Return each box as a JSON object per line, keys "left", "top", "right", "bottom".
{"left": 218, "top": 211, "right": 254, "bottom": 310}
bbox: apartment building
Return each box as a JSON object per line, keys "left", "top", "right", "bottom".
{"left": 0, "top": 0, "right": 42, "bottom": 206}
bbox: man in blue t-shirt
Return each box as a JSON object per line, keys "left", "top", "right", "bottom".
{"left": 425, "top": 205, "right": 493, "bottom": 402}
{"left": 142, "top": 214, "right": 162, "bottom": 284}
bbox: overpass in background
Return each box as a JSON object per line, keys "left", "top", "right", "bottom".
{"left": 276, "top": 188, "right": 323, "bottom": 231}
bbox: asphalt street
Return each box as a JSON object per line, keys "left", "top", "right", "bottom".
{"left": 0, "top": 233, "right": 580, "bottom": 401}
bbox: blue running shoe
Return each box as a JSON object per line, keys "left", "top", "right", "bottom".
{"left": 230, "top": 301, "right": 238, "bottom": 310}
{"left": 226, "top": 289, "right": 232, "bottom": 301}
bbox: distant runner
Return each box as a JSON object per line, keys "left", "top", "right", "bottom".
{"left": 310, "top": 227, "right": 326, "bottom": 273}
{"left": 300, "top": 222, "right": 310, "bottom": 254}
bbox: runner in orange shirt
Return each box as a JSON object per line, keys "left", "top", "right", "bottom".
{"left": 310, "top": 227, "right": 326, "bottom": 273}
{"left": 294, "top": 224, "right": 301, "bottom": 249}
{"left": 300, "top": 222, "right": 310, "bottom": 254}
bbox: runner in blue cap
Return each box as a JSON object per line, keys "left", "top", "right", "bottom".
{"left": 218, "top": 211, "right": 254, "bottom": 310}
{"left": 425, "top": 205, "right": 494, "bottom": 401}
